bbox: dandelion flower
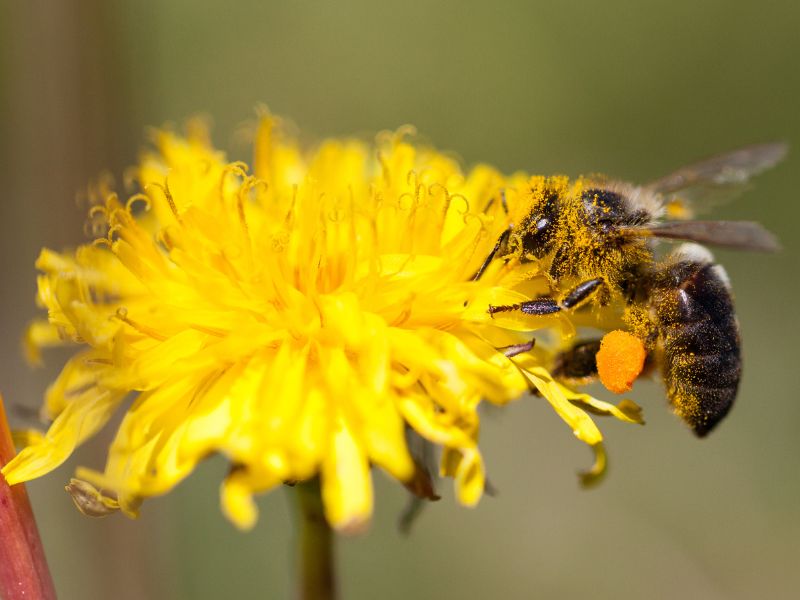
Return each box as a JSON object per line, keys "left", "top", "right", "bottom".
{"left": 2, "top": 114, "right": 641, "bottom": 531}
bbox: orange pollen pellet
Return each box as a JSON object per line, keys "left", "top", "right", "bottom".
{"left": 596, "top": 330, "right": 647, "bottom": 394}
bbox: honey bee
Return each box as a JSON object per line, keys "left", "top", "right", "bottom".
{"left": 481, "top": 143, "right": 786, "bottom": 436}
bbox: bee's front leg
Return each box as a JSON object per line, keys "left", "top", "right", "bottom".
{"left": 472, "top": 225, "right": 512, "bottom": 281}
{"left": 488, "top": 277, "right": 604, "bottom": 316}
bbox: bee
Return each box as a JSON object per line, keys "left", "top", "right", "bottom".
{"left": 481, "top": 143, "right": 786, "bottom": 436}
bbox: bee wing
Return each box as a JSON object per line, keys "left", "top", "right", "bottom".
{"left": 644, "top": 220, "right": 780, "bottom": 252}
{"left": 643, "top": 142, "right": 788, "bottom": 218}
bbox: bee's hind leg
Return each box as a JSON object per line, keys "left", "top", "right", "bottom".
{"left": 488, "top": 277, "right": 604, "bottom": 316}
{"left": 552, "top": 339, "right": 602, "bottom": 380}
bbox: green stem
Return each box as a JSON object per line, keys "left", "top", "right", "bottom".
{"left": 295, "top": 479, "right": 336, "bottom": 600}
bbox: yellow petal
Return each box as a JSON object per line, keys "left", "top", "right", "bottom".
{"left": 579, "top": 442, "right": 608, "bottom": 488}
{"left": 442, "top": 446, "right": 485, "bottom": 507}
{"left": 321, "top": 413, "right": 372, "bottom": 533}
{"left": 23, "top": 320, "right": 65, "bottom": 365}
{"left": 521, "top": 365, "right": 603, "bottom": 446}
{"left": 2, "top": 387, "right": 125, "bottom": 484}
{"left": 220, "top": 467, "right": 280, "bottom": 530}
{"left": 566, "top": 388, "right": 644, "bottom": 425}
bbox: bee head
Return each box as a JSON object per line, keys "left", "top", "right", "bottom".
{"left": 516, "top": 188, "right": 562, "bottom": 256}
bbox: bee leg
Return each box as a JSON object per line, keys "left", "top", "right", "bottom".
{"left": 488, "top": 278, "right": 604, "bottom": 315}
{"left": 499, "top": 339, "right": 536, "bottom": 358}
{"left": 561, "top": 278, "right": 604, "bottom": 309}
{"left": 553, "top": 339, "right": 602, "bottom": 379}
{"left": 488, "top": 297, "right": 558, "bottom": 316}
{"left": 481, "top": 189, "right": 509, "bottom": 215}
{"left": 472, "top": 225, "right": 512, "bottom": 281}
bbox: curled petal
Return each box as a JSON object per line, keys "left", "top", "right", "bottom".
{"left": 2, "top": 387, "right": 125, "bottom": 484}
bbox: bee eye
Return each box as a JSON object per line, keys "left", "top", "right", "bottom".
{"left": 520, "top": 212, "right": 557, "bottom": 255}
{"left": 535, "top": 217, "right": 550, "bottom": 233}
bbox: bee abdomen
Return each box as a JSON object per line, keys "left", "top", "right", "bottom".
{"left": 654, "top": 259, "right": 741, "bottom": 437}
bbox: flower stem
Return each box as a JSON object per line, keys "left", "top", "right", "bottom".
{"left": 295, "top": 479, "right": 336, "bottom": 600}
{"left": 0, "top": 395, "right": 56, "bottom": 600}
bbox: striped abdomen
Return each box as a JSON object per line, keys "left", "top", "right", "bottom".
{"left": 652, "top": 256, "right": 742, "bottom": 436}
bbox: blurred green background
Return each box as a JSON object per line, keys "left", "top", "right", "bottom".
{"left": 2, "top": 1, "right": 799, "bottom": 598}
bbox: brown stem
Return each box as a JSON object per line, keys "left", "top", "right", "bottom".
{"left": 295, "top": 479, "right": 336, "bottom": 600}
{"left": 0, "top": 395, "right": 57, "bottom": 600}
